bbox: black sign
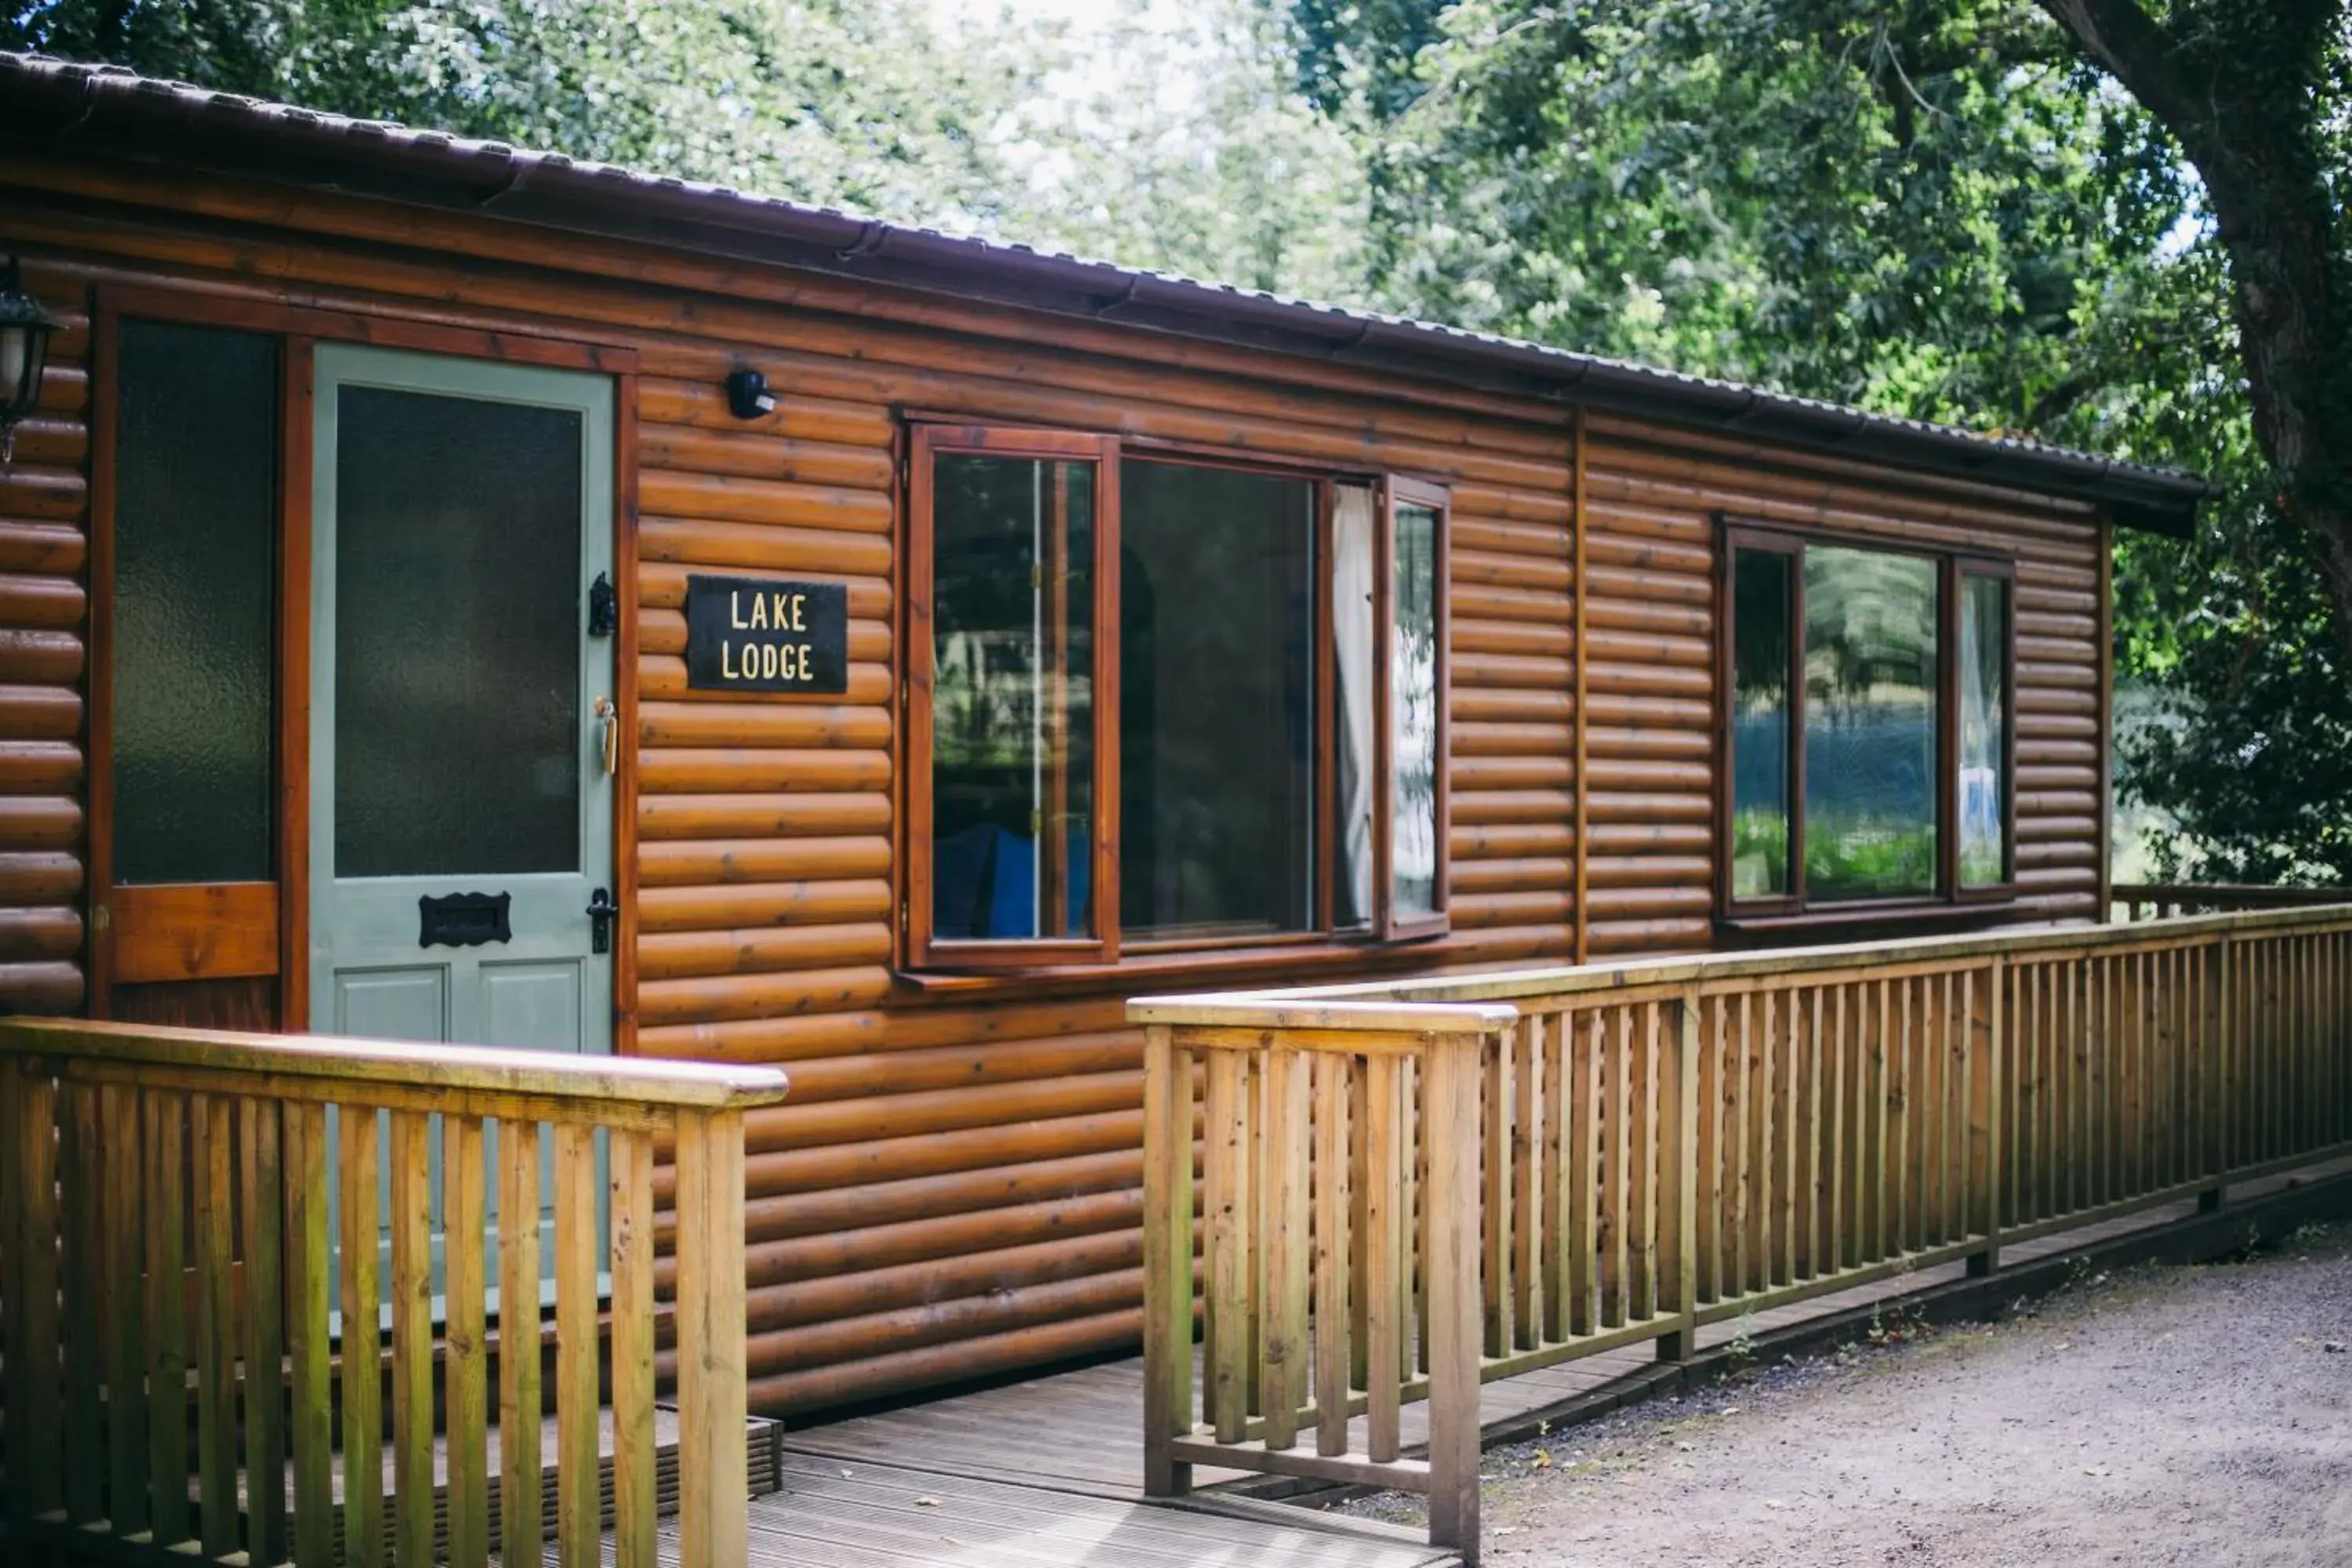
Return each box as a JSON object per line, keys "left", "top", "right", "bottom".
{"left": 684, "top": 575, "right": 849, "bottom": 694}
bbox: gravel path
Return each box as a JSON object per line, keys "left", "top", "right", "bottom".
{"left": 1351, "top": 1223, "right": 2352, "bottom": 1566}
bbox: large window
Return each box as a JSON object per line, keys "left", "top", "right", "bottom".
{"left": 1723, "top": 524, "right": 2013, "bottom": 918}
{"left": 909, "top": 425, "right": 1447, "bottom": 967}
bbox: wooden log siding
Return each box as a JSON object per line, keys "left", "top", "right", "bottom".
{"left": 0, "top": 255, "right": 88, "bottom": 1017}
{"left": 0, "top": 156, "right": 2112, "bottom": 1413}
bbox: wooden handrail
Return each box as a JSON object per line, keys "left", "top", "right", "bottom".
{"left": 0, "top": 1016, "right": 789, "bottom": 1109}
{"left": 2113, "top": 882, "right": 2348, "bottom": 921}
{"left": 0, "top": 1019, "right": 784, "bottom": 1568}
{"left": 1134, "top": 904, "right": 2352, "bottom": 1563}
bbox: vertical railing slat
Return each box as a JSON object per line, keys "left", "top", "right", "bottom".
{"left": 340, "top": 1105, "right": 385, "bottom": 1568}
{"left": 1203, "top": 1047, "right": 1250, "bottom": 1444}
{"left": 102, "top": 1080, "right": 147, "bottom": 1541}
{"left": 143, "top": 1088, "right": 190, "bottom": 1549}
{"left": 387, "top": 1110, "right": 435, "bottom": 1568}
{"left": 498, "top": 1118, "right": 545, "bottom": 1568}
{"left": 444, "top": 1114, "right": 491, "bottom": 1568}
{"left": 191, "top": 1093, "right": 238, "bottom": 1559}
{"left": 610, "top": 1125, "right": 659, "bottom": 1568}
{"left": 1260, "top": 1047, "right": 1310, "bottom": 1450}
{"left": 240, "top": 1096, "right": 289, "bottom": 1566}
{"left": 553, "top": 1120, "right": 601, "bottom": 1568}
{"left": 285, "top": 1101, "right": 336, "bottom": 1568}
{"left": 60, "top": 1080, "right": 104, "bottom": 1526}
{"left": 1363, "top": 1051, "right": 1404, "bottom": 1463}
{"left": 1312, "top": 1051, "right": 1352, "bottom": 1459}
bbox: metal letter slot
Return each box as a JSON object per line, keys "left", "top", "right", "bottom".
{"left": 419, "top": 891, "right": 513, "bottom": 949}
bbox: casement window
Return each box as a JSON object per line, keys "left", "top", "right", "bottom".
{"left": 907, "top": 425, "right": 1449, "bottom": 968}
{"left": 1722, "top": 521, "right": 2014, "bottom": 918}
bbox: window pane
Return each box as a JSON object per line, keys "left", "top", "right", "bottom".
{"left": 1391, "top": 502, "right": 1442, "bottom": 920}
{"left": 930, "top": 454, "right": 1096, "bottom": 941}
{"left": 1803, "top": 546, "right": 1939, "bottom": 899}
{"left": 113, "top": 321, "right": 278, "bottom": 885}
{"left": 1959, "top": 573, "right": 2009, "bottom": 885}
{"left": 335, "top": 386, "right": 583, "bottom": 878}
{"left": 1120, "top": 461, "right": 1316, "bottom": 940}
{"left": 1331, "top": 485, "right": 1377, "bottom": 930}
{"left": 1730, "top": 549, "right": 1792, "bottom": 898}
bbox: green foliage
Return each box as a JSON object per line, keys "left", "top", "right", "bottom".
{"left": 1284, "top": 0, "right": 2351, "bottom": 886}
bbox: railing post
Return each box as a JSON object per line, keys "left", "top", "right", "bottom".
{"left": 1424, "top": 1031, "right": 1484, "bottom": 1564}
{"left": 1141, "top": 1023, "right": 1194, "bottom": 1497}
{"left": 1969, "top": 956, "right": 2004, "bottom": 1277}
{"left": 1657, "top": 989, "right": 1700, "bottom": 1361}
{"left": 673, "top": 1106, "right": 750, "bottom": 1568}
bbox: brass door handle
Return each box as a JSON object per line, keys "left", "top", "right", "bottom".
{"left": 593, "top": 695, "right": 619, "bottom": 776}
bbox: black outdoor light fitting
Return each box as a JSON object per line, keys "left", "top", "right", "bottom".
{"left": 724, "top": 367, "right": 777, "bottom": 420}
{"left": 0, "top": 256, "right": 59, "bottom": 466}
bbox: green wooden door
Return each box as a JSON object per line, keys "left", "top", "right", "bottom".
{"left": 308, "top": 345, "right": 616, "bottom": 1055}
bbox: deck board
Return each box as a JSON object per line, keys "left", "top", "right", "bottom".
{"left": 547, "top": 1454, "right": 1452, "bottom": 1568}
{"left": 775, "top": 1179, "right": 2350, "bottom": 1503}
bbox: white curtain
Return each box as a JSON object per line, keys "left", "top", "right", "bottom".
{"left": 1333, "top": 485, "right": 1377, "bottom": 927}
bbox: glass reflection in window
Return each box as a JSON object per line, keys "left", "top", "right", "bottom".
{"left": 1391, "top": 502, "right": 1442, "bottom": 920}
{"left": 1119, "top": 460, "right": 1316, "bottom": 942}
{"left": 1802, "top": 546, "right": 1938, "bottom": 899}
{"left": 1959, "top": 572, "right": 2009, "bottom": 885}
{"left": 1730, "top": 548, "right": 1793, "bottom": 898}
{"left": 929, "top": 455, "right": 1096, "bottom": 941}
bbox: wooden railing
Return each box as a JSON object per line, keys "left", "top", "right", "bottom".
{"left": 0, "top": 1019, "right": 787, "bottom": 1568}
{"left": 2114, "top": 881, "right": 2347, "bottom": 921}
{"left": 1134, "top": 906, "right": 2352, "bottom": 1563}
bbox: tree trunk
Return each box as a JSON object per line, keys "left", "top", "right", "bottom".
{"left": 2038, "top": 0, "right": 2352, "bottom": 654}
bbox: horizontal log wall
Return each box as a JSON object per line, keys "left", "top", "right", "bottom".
{"left": 0, "top": 254, "right": 88, "bottom": 1015}
{"left": 0, "top": 150, "right": 2110, "bottom": 1413}
{"left": 1582, "top": 414, "right": 2107, "bottom": 935}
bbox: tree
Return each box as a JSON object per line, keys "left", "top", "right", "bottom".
{"left": 1284, "top": 1, "right": 2352, "bottom": 884}
{"left": 2033, "top": 2, "right": 2352, "bottom": 656}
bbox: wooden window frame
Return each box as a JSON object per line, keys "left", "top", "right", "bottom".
{"left": 1379, "top": 476, "right": 1454, "bottom": 940}
{"left": 87, "top": 283, "right": 640, "bottom": 1038}
{"left": 902, "top": 423, "right": 1451, "bottom": 974}
{"left": 905, "top": 423, "right": 1123, "bottom": 970}
{"left": 1715, "top": 517, "right": 2017, "bottom": 926}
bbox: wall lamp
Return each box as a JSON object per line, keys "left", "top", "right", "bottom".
{"left": 0, "top": 256, "right": 60, "bottom": 465}
{"left": 724, "top": 367, "right": 776, "bottom": 420}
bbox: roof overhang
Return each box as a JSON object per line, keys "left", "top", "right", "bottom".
{"left": 0, "top": 53, "right": 2210, "bottom": 538}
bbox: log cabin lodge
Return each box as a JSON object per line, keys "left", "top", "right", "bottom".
{"left": 0, "top": 53, "right": 2207, "bottom": 1421}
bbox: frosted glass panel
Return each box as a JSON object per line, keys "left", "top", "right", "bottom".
{"left": 334, "top": 386, "right": 583, "bottom": 878}
{"left": 1391, "top": 503, "right": 1441, "bottom": 920}
{"left": 1120, "top": 460, "right": 1316, "bottom": 941}
{"left": 113, "top": 321, "right": 278, "bottom": 885}
{"left": 1802, "top": 546, "right": 1938, "bottom": 899}
{"left": 1959, "top": 573, "right": 2009, "bottom": 885}
{"left": 929, "top": 454, "right": 1096, "bottom": 940}
{"left": 1730, "top": 549, "right": 1792, "bottom": 898}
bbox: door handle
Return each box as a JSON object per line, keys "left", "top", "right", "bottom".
{"left": 586, "top": 887, "right": 618, "bottom": 955}
{"left": 593, "top": 695, "right": 619, "bottom": 776}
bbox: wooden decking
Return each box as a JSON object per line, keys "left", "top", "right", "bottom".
{"left": 603, "top": 1167, "right": 2348, "bottom": 1568}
